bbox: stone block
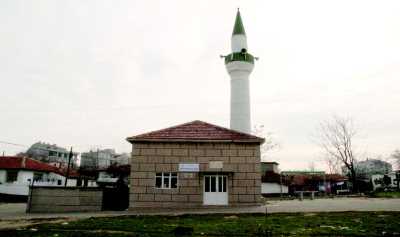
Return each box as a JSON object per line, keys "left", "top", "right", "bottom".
{"left": 163, "top": 143, "right": 180, "bottom": 148}
{"left": 156, "top": 148, "right": 172, "bottom": 156}
{"left": 134, "top": 186, "right": 147, "bottom": 194}
{"left": 134, "top": 143, "right": 148, "bottom": 149}
{"left": 230, "top": 156, "right": 247, "bottom": 163}
{"left": 238, "top": 194, "right": 255, "bottom": 203}
{"left": 140, "top": 163, "right": 155, "bottom": 172}
{"left": 232, "top": 187, "right": 247, "bottom": 194}
{"left": 141, "top": 148, "right": 156, "bottom": 156}
{"left": 205, "top": 149, "right": 221, "bottom": 157}
{"left": 150, "top": 143, "right": 164, "bottom": 148}
{"left": 155, "top": 194, "right": 171, "bottom": 202}
{"left": 145, "top": 156, "right": 161, "bottom": 163}
{"left": 246, "top": 186, "right": 258, "bottom": 194}
{"left": 229, "top": 194, "right": 239, "bottom": 203}
{"left": 238, "top": 164, "right": 254, "bottom": 172}
{"left": 138, "top": 178, "right": 154, "bottom": 186}
{"left": 188, "top": 194, "right": 202, "bottom": 202}
{"left": 185, "top": 179, "right": 200, "bottom": 187}
{"left": 232, "top": 172, "right": 246, "bottom": 180}
{"left": 172, "top": 195, "right": 188, "bottom": 202}
{"left": 246, "top": 172, "right": 260, "bottom": 180}
{"left": 197, "top": 156, "right": 210, "bottom": 163}
{"left": 238, "top": 149, "right": 253, "bottom": 156}
{"left": 131, "top": 163, "right": 140, "bottom": 172}
{"left": 130, "top": 194, "right": 139, "bottom": 202}
{"left": 179, "top": 187, "right": 198, "bottom": 194}
{"left": 234, "top": 179, "right": 254, "bottom": 187}
{"left": 245, "top": 156, "right": 257, "bottom": 163}
{"left": 132, "top": 171, "right": 148, "bottom": 179}
{"left": 189, "top": 149, "right": 205, "bottom": 156}
{"left": 132, "top": 148, "right": 140, "bottom": 156}
{"left": 134, "top": 156, "right": 148, "bottom": 163}
{"left": 131, "top": 178, "right": 140, "bottom": 186}
{"left": 172, "top": 148, "right": 188, "bottom": 156}
{"left": 163, "top": 156, "right": 180, "bottom": 163}
{"left": 222, "top": 149, "right": 238, "bottom": 157}
{"left": 180, "top": 156, "right": 196, "bottom": 162}
{"left": 223, "top": 163, "right": 237, "bottom": 171}
{"left": 155, "top": 163, "right": 171, "bottom": 172}
{"left": 213, "top": 143, "right": 230, "bottom": 149}
{"left": 138, "top": 194, "right": 154, "bottom": 201}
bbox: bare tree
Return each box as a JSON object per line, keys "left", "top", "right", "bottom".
{"left": 253, "top": 125, "right": 279, "bottom": 160}
{"left": 325, "top": 156, "right": 341, "bottom": 174}
{"left": 316, "top": 116, "right": 359, "bottom": 192}
{"left": 391, "top": 149, "right": 400, "bottom": 170}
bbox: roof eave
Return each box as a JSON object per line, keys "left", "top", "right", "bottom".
{"left": 127, "top": 138, "right": 264, "bottom": 144}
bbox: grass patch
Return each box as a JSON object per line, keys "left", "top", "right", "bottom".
{"left": 370, "top": 191, "right": 400, "bottom": 198}
{"left": 1, "top": 212, "right": 400, "bottom": 236}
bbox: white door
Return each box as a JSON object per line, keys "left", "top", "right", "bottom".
{"left": 203, "top": 175, "right": 228, "bottom": 205}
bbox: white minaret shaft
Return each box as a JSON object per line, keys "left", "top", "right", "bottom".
{"left": 225, "top": 10, "right": 255, "bottom": 134}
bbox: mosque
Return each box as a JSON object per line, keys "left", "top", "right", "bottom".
{"left": 127, "top": 10, "right": 264, "bottom": 208}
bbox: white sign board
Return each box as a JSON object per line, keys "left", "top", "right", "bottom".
{"left": 179, "top": 163, "right": 199, "bottom": 172}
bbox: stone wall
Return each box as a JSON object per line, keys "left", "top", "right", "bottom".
{"left": 130, "top": 142, "right": 261, "bottom": 208}
{"left": 27, "top": 187, "right": 103, "bottom": 213}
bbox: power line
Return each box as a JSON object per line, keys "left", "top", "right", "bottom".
{"left": 0, "top": 140, "right": 26, "bottom": 147}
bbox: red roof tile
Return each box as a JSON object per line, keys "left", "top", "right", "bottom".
{"left": 127, "top": 120, "right": 264, "bottom": 143}
{"left": 0, "top": 156, "right": 78, "bottom": 177}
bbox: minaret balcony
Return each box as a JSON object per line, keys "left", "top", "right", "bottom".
{"left": 224, "top": 52, "right": 255, "bottom": 65}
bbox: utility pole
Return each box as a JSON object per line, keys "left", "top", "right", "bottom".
{"left": 64, "top": 147, "right": 73, "bottom": 187}
{"left": 97, "top": 148, "right": 99, "bottom": 169}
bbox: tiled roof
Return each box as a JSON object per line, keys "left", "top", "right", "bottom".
{"left": 0, "top": 156, "right": 78, "bottom": 177}
{"left": 127, "top": 120, "right": 264, "bottom": 143}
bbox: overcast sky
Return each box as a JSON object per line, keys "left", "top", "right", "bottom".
{"left": 1, "top": 1, "right": 399, "bottom": 171}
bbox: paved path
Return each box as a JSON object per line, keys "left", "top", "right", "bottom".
{"left": 265, "top": 197, "right": 400, "bottom": 213}
{"left": 1, "top": 198, "right": 399, "bottom": 222}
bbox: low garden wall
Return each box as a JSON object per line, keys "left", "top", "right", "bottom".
{"left": 27, "top": 186, "right": 103, "bottom": 213}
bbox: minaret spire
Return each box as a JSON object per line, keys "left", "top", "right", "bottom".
{"left": 224, "top": 9, "right": 255, "bottom": 134}
{"left": 232, "top": 9, "right": 246, "bottom": 36}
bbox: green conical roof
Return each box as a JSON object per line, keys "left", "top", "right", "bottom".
{"left": 232, "top": 10, "right": 246, "bottom": 35}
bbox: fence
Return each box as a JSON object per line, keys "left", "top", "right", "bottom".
{"left": 27, "top": 186, "right": 103, "bottom": 213}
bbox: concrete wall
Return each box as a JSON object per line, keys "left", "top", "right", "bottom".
{"left": 130, "top": 142, "right": 261, "bottom": 208}
{"left": 27, "top": 187, "right": 103, "bottom": 213}
{"left": 0, "top": 170, "right": 6, "bottom": 183}
{"left": 261, "top": 182, "right": 288, "bottom": 194}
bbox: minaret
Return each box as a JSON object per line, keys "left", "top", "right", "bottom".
{"left": 224, "top": 9, "right": 255, "bottom": 134}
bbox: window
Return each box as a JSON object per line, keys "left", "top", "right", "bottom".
{"left": 33, "top": 172, "right": 43, "bottom": 181}
{"left": 155, "top": 172, "right": 177, "bottom": 189}
{"left": 6, "top": 170, "right": 18, "bottom": 183}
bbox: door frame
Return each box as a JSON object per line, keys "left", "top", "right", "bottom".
{"left": 203, "top": 174, "right": 228, "bottom": 205}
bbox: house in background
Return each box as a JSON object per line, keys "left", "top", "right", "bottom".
{"left": 127, "top": 120, "right": 264, "bottom": 208}
{"left": 371, "top": 171, "right": 400, "bottom": 191}
{"left": 26, "top": 142, "right": 78, "bottom": 169}
{"left": 280, "top": 171, "right": 348, "bottom": 195}
{"left": 261, "top": 162, "right": 288, "bottom": 196}
{"left": 80, "top": 149, "right": 116, "bottom": 169}
{"left": 0, "top": 156, "right": 79, "bottom": 201}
